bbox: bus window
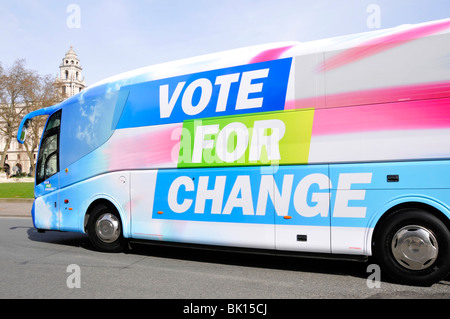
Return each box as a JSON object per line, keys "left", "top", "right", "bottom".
{"left": 44, "top": 113, "right": 61, "bottom": 132}
{"left": 36, "top": 110, "right": 61, "bottom": 185}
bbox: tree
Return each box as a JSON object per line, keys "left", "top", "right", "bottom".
{"left": 22, "top": 74, "right": 61, "bottom": 177}
{"left": 0, "top": 59, "right": 34, "bottom": 172}
{"left": 0, "top": 59, "right": 60, "bottom": 176}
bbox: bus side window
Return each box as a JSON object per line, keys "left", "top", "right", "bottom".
{"left": 44, "top": 152, "right": 58, "bottom": 178}
{"left": 36, "top": 111, "right": 61, "bottom": 185}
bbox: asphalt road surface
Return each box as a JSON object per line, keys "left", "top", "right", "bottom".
{"left": 1, "top": 216, "right": 450, "bottom": 301}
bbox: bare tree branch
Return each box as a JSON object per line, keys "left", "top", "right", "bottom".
{"left": 0, "top": 59, "right": 60, "bottom": 176}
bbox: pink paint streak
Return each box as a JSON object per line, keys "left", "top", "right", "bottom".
{"left": 286, "top": 81, "right": 450, "bottom": 110}
{"left": 250, "top": 45, "right": 295, "bottom": 64}
{"left": 103, "top": 124, "right": 182, "bottom": 170}
{"left": 318, "top": 19, "right": 450, "bottom": 72}
{"left": 311, "top": 98, "right": 450, "bottom": 136}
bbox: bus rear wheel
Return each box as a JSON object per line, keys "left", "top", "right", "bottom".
{"left": 373, "top": 208, "right": 450, "bottom": 286}
{"left": 87, "top": 203, "right": 126, "bottom": 253}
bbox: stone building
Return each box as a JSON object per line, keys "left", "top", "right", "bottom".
{"left": 55, "top": 45, "right": 87, "bottom": 98}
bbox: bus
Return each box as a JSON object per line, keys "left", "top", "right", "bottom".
{"left": 18, "top": 18, "right": 450, "bottom": 286}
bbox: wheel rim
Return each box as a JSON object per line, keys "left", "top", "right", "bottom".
{"left": 95, "top": 213, "right": 120, "bottom": 243}
{"left": 391, "top": 225, "right": 439, "bottom": 270}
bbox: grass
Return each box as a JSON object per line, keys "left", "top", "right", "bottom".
{"left": 0, "top": 183, "right": 34, "bottom": 199}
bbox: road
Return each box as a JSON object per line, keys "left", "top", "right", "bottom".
{"left": 1, "top": 215, "right": 450, "bottom": 301}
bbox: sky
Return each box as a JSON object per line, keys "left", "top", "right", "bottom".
{"left": 1, "top": 0, "right": 449, "bottom": 86}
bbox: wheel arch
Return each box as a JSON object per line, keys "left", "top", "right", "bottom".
{"left": 83, "top": 196, "right": 130, "bottom": 238}
{"left": 368, "top": 197, "right": 450, "bottom": 253}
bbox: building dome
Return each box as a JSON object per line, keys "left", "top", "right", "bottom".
{"left": 65, "top": 45, "right": 78, "bottom": 59}
{"left": 57, "top": 45, "right": 86, "bottom": 98}
{"left": 61, "top": 45, "right": 81, "bottom": 67}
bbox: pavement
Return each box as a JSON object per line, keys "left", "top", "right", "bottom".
{"left": 0, "top": 199, "right": 33, "bottom": 218}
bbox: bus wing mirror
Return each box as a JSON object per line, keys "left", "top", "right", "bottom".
{"left": 17, "top": 118, "right": 32, "bottom": 144}
{"left": 17, "top": 105, "right": 59, "bottom": 144}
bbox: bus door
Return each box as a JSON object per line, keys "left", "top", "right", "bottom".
{"left": 274, "top": 165, "right": 331, "bottom": 254}
{"left": 34, "top": 110, "right": 62, "bottom": 231}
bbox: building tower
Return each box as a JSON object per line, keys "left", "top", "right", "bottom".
{"left": 56, "top": 45, "right": 86, "bottom": 98}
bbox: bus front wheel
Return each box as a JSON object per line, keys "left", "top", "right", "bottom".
{"left": 87, "top": 203, "right": 126, "bottom": 253}
{"left": 373, "top": 208, "right": 450, "bottom": 286}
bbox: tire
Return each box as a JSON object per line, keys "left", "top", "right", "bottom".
{"left": 87, "top": 203, "right": 126, "bottom": 253}
{"left": 373, "top": 208, "right": 450, "bottom": 286}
